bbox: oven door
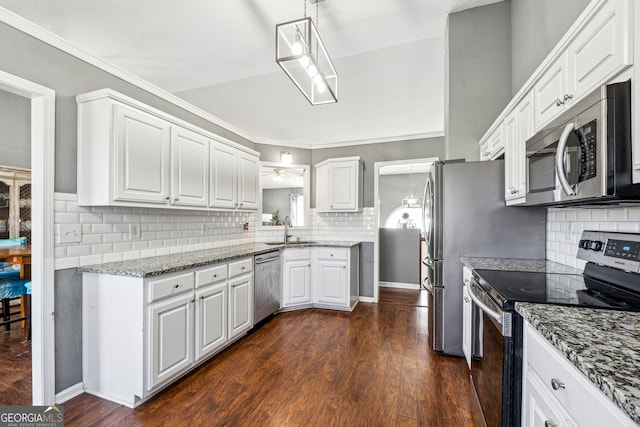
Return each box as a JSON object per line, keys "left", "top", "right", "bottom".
{"left": 468, "top": 279, "right": 519, "bottom": 427}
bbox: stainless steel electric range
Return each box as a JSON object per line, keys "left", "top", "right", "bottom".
{"left": 467, "top": 230, "right": 640, "bottom": 427}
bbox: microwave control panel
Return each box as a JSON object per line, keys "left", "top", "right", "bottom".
{"left": 577, "top": 120, "right": 597, "bottom": 182}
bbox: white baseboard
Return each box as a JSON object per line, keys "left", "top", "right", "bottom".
{"left": 55, "top": 382, "right": 84, "bottom": 404}
{"left": 379, "top": 281, "right": 420, "bottom": 290}
{"left": 359, "top": 296, "right": 376, "bottom": 303}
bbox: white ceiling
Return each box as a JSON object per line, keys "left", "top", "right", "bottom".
{"left": 0, "top": 0, "right": 501, "bottom": 148}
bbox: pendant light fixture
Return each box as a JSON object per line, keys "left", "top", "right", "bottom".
{"left": 402, "top": 165, "right": 423, "bottom": 208}
{"left": 276, "top": 0, "right": 338, "bottom": 105}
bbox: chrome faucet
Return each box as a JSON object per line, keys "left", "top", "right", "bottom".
{"left": 283, "top": 215, "right": 292, "bottom": 243}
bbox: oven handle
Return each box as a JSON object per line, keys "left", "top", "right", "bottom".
{"left": 467, "top": 280, "right": 503, "bottom": 325}
{"left": 555, "top": 122, "right": 577, "bottom": 196}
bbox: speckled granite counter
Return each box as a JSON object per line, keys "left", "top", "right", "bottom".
{"left": 516, "top": 303, "right": 640, "bottom": 424}
{"left": 79, "top": 241, "right": 361, "bottom": 278}
{"left": 460, "top": 257, "right": 582, "bottom": 275}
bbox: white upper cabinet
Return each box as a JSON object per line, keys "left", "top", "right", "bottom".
{"left": 237, "top": 151, "right": 259, "bottom": 210}
{"left": 171, "top": 127, "right": 209, "bottom": 208}
{"left": 505, "top": 91, "right": 534, "bottom": 205}
{"left": 316, "top": 157, "right": 363, "bottom": 213}
{"left": 77, "top": 89, "right": 260, "bottom": 211}
{"left": 210, "top": 141, "right": 238, "bottom": 209}
{"left": 534, "top": 52, "right": 571, "bottom": 130}
{"left": 209, "top": 142, "right": 259, "bottom": 210}
{"left": 114, "top": 104, "right": 171, "bottom": 204}
{"left": 569, "top": 0, "right": 632, "bottom": 101}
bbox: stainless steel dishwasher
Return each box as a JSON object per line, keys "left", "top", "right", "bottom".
{"left": 253, "top": 250, "right": 281, "bottom": 324}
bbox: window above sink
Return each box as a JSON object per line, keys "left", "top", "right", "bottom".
{"left": 259, "top": 161, "right": 310, "bottom": 229}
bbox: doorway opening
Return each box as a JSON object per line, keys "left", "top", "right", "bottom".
{"left": 373, "top": 158, "right": 438, "bottom": 303}
{"left": 0, "top": 69, "right": 56, "bottom": 405}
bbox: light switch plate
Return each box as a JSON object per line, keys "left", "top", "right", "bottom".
{"left": 58, "top": 224, "right": 82, "bottom": 244}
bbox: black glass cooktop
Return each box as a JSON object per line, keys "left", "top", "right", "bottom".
{"left": 472, "top": 268, "right": 640, "bottom": 311}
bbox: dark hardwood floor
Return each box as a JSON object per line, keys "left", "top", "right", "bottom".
{"left": 0, "top": 318, "right": 32, "bottom": 405}
{"left": 63, "top": 288, "right": 474, "bottom": 426}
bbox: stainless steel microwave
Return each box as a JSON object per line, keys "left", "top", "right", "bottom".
{"left": 525, "top": 80, "right": 639, "bottom": 207}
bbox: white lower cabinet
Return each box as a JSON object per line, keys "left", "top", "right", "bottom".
{"left": 83, "top": 258, "right": 253, "bottom": 408}
{"left": 148, "top": 293, "right": 194, "bottom": 390}
{"left": 228, "top": 263, "right": 253, "bottom": 340}
{"left": 522, "top": 323, "right": 636, "bottom": 427}
{"left": 282, "top": 246, "right": 359, "bottom": 312}
{"left": 282, "top": 249, "right": 312, "bottom": 308}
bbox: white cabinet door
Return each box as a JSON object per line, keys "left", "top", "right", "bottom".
{"left": 283, "top": 259, "right": 312, "bottom": 307}
{"left": 237, "top": 152, "right": 259, "bottom": 210}
{"left": 462, "top": 285, "right": 472, "bottom": 370}
{"left": 195, "top": 282, "right": 227, "bottom": 361}
{"left": 315, "top": 162, "right": 330, "bottom": 211}
{"left": 171, "top": 127, "right": 209, "bottom": 207}
{"left": 523, "top": 371, "right": 576, "bottom": 427}
{"left": 228, "top": 274, "right": 253, "bottom": 340}
{"left": 569, "top": 0, "right": 632, "bottom": 101}
{"left": 505, "top": 91, "right": 534, "bottom": 205}
{"left": 534, "top": 52, "right": 571, "bottom": 131}
{"left": 210, "top": 141, "right": 238, "bottom": 209}
{"left": 329, "top": 162, "right": 357, "bottom": 211}
{"left": 148, "top": 293, "right": 194, "bottom": 390}
{"left": 503, "top": 111, "right": 518, "bottom": 202}
{"left": 315, "top": 260, "right": 348, "bottom": 306}
{"left": 487, "top": 125, "right": 504, "bottom": 159}
{"left": 114, "top": 104, "right": 171, "bottom": 204}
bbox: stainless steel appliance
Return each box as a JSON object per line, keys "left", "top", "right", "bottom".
{"left": 422, "top": 160, "right": 546, "bottom": 355}
{"left": 525, "top": 80, "right": 638, "bottom": 207}
{"left": 468, "top": 230, "right": 640, "bottom": 427}
{"left": 254, "top": 250, "right": 281, "bottom": 324}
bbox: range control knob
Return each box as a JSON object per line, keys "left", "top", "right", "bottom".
{"left": 588, "top": 240, "right": 603, "bottom": 251}
{"left": 579, "top": 239, "right": 590, "bottom": 249}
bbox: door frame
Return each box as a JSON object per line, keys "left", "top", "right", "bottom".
{"left": 0, "top": 69, "right": 56, "bottom": 404}
{"left": 373, "top": 158, "right": 438, "bottom": 303}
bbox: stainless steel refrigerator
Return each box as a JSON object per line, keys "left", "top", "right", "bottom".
{"left": 422, "top": 160, "right": 546, "bottom": 356}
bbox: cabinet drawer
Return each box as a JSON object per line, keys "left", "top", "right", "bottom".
{"left": 526, "top": 325, "right": 634, "bottom": 427}
{"left": 195, "top": 264, "right": 227, "bottom": 288}
{"left": 283, "top": 248, "right": 311, "bottom": 261}
{"left": 148, "top": 272, "right": 194, "bottom": 303}
{"left": 316, "top": 248, "right": 348, "bottom": 261}
{"left": 229, "top": 258, "right": 252, "bottom": 277}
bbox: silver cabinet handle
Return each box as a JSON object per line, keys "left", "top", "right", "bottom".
{"left": 174, "top": 284, "right": 180, "bottom": 289}
{"left": 200, "top": 295, "right": 204, "bottom": 300}
{"left": 213, "top": 274, "right": 217, "bottom": 278}
{"left": 463, "top": 296, "right": 470, "bottom": 303}
{"left": 550, "top": 378, "right": 565, "bottom": 390}
{"left": 240, "top": 203, "right": 244, "bottom": 207}
{"left": 174, "top": 197, "right": 179, "bottom": 202}
{"left": 544, "top": 421, "right": 558, "bottom": 427}
{"left": 164, "top": 196, "right": 170, "bottom": 201}
{"left": 190, "top": 299, "right": 195, "bottom": 303}
{"left": 563, "top": 94, "right": 573, "bottom": 101}
{"left": 555, "top": 98, "right": 565, "bottom": 106}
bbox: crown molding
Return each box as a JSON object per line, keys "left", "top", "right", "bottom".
{"left": 254, "top": 131, "right": 445, "bottom": 150}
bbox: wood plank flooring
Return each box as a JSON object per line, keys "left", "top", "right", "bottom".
{"left": 62, "top": 288, "right": 475, "bottom": 426}
{"left": 0, "top": 320, "right": 32, "bottom": 405}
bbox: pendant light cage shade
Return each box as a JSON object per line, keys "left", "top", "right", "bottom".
{"left": 276, "top": 17, "right": 338, "bottom": 105}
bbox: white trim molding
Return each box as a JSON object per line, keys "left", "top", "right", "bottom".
{"left": 0, "top": 68, "right": 57, "bottom": 405}
{"left": 379, "top": 281, "right": 421, "bottom": 290}
{"left": 55, "top": 382, "right": 85, "bottom": 404}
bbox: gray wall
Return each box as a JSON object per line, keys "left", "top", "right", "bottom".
{"left": 379, "top": 229, "right": 421, "bottom": 285}
{"left": 359, "top": 242, "right": 374, "bottom": 298}
{"left": 378, "top": 173, "right": 428, "bottom": 225}
{"left": 445, "top": 1, "right": 512, "bottom": 161}
{"left": 511, "top": 0, "right": 592, "bottom": 94}
{"left": 312, "top": 138, "right": 444, "bottom": 208}
{"left": 0, "top": 89, "right": 30, "bottom": 169}
{"left": 54, "top": 269, "right": 82, "bottom": 392}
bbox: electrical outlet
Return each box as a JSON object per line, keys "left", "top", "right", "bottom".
{"left": 129, "top": 223, "right": 141, "bottom": 240}
{"left": 58, "top": 224, "right": 82, "bottom": 244}
{"left": 201, "top": 223, "right": 208, "bottom": 235}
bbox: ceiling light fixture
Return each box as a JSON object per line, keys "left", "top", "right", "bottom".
{"left": 281, "top": 152, "right": 293, "bottom": 164}
{"left": 276, "top": 0, "right": 338, "bottom": 105}
{"left": 272, "top": 169, "right": 289, "bottom": 182}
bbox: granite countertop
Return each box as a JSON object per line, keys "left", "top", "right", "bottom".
{"left": 78, "top": 241, "right": 361, "bottom": 277}
{"left": 460, "top": 257, "right": 582, "bottom": 275}
{"left": 516, "top": 303, "right": 640, "bottom": 424}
